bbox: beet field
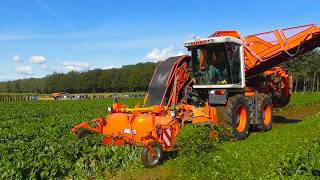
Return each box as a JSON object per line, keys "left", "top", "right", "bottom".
{"left": 0, "top": 93, "right": 320, "bottom": 179}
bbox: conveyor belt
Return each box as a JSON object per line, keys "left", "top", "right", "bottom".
{"left": 147, "top": 56, "right": 189, "bottom": 106}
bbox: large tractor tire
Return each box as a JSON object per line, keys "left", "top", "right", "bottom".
{"left": 141, "top": 142, "right": 164, "bottom": 168}
{"left": 217, "top": 94, "right": 250, "bottom": 140}
{"left": 257, "top": 94, "right": 273, "bottom": 131}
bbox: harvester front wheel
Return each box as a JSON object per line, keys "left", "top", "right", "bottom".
{"left": 141, "top": 142, "right": 164, "bottom": 168}
{"left": 217, "top": 94, "right": 250, "bottom": 140}
{"left": 258, "top": 94, "right": 273, "bottom": 131}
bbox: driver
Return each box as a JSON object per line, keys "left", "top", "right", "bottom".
{"left": 211, "top": 49, "right": 227, "bottom": 84}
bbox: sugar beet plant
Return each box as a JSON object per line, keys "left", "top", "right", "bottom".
{"left": 275, "top": 140, "right": 320, "bottom": 178}
{"left": 0, "top": 99, "right": 143, "bottom": 179}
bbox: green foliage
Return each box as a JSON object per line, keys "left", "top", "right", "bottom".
{"left": 0, "top": 98, "right": 143, "bottom": 179}
{"left": 283, "top": 51, "right": 320, "bottom": 92}
{"left": 275, "top": 141, "right": 320, "bottom": 178}
{"left": 274, "top": 92, "right": 320, "bottom": 113}
{"left": 289, "top": 92, "right": 320, "bottom": 107}
{"left": 0, "top": 93, "right": 320, "bottom": 179}
{"left": 168, "top": 151, "right": 223, "bottom": 179}
{"left": 162, "top": 114, "right": 320, "bottom": 179}
{"left": 166, "top": 125, "right": 223, "bottom": 179}
{"left": 175, "top": 124, "right": 217, "bottom": 156}
{"left": 283, "top": 51, "right": 320, "bottom": 79}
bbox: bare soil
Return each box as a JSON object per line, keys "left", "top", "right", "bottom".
{"left": 273, "top": 103, "right": 320, "bottom": 127}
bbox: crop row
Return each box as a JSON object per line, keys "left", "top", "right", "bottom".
{"left": 0, "top": 93, "right": 39, "bottom": 101}
{"left": 0, "top": 98, "right": 143, "bottom": 179}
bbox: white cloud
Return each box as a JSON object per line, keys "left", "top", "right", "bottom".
{"left": 62, "top": 61, "right": 89, "bottom": 72}
{"left": 143, "top": 46, "right": 186, "bottom": 62}
{"left": 15, "top": 66, "right": 33, "bottom": 75}
{"left": 102, "top": 65, "right": 120, "bottom": 70}
{"left": 12, "top": 55, "right": 21, "bottom": 63}
{"left": 29, "top": 56, "right": 46, "bottom": 64}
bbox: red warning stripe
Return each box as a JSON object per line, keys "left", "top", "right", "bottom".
{"left": 162, "top": 128, "right": 172, "bottom": 148}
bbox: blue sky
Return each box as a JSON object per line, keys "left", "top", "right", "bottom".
{"left": 0, "top": 0, "right": 319, "bottom": 81}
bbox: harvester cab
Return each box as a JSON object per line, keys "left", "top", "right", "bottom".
{"left": 184, "top": 36, "right": 245, "bottom": 105}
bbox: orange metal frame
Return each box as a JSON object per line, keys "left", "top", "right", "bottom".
{"left": 210, "top": 24, "right": 320, "bottom": 74}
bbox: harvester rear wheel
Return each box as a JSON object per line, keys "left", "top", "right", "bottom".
{"left": 77, "top": 129, "right": 92, "bottom": 139}
{"left": 257, "top": 94, "right": 273, "bottom": 131}
{"left": 141, "top": 142, "right": 164, "bottom": 168}
{"left": 217, "top": 94, "right": 250, "bottom": 140}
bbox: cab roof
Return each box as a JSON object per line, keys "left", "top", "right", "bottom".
{"left": 184, "top": 36, "right": 243, "bottom": 47}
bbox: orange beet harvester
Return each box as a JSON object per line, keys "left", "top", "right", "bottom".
{"left": 71, "top": 24, "right": 320, "bottom": 167}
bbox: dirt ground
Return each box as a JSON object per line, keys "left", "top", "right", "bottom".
{"left": 273, "top": 103, "right": 320, "bottom": 127}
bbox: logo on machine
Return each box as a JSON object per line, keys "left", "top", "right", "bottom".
{"left": 162, "top": 128, "right": 172, "bottom": 147}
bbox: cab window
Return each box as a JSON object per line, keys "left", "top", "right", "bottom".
{"left": 191, "top": 43, "right": 230, "bottom": 85}
{"left": 226, "top": 42, "right": 241, "bottom": 84}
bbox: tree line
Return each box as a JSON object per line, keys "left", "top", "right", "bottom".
{"left": 282, "top": 51, "right": 320, "bottom": 92}
{"left": 0, "top": 51, "right": 319, "bottom": 94}
{"left": 0, "top": 62, "right": 157, "bottom": 94}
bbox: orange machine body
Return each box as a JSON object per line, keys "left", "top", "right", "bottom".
{"left": 71, "top": 103, "right": 218, "bottom": 150}
{"left": 101, "top": 113, "right": 174, "bottom": 146}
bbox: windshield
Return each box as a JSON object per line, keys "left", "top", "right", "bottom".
{"left": 190, "top": 42, "right": 241, "bottom": 85}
